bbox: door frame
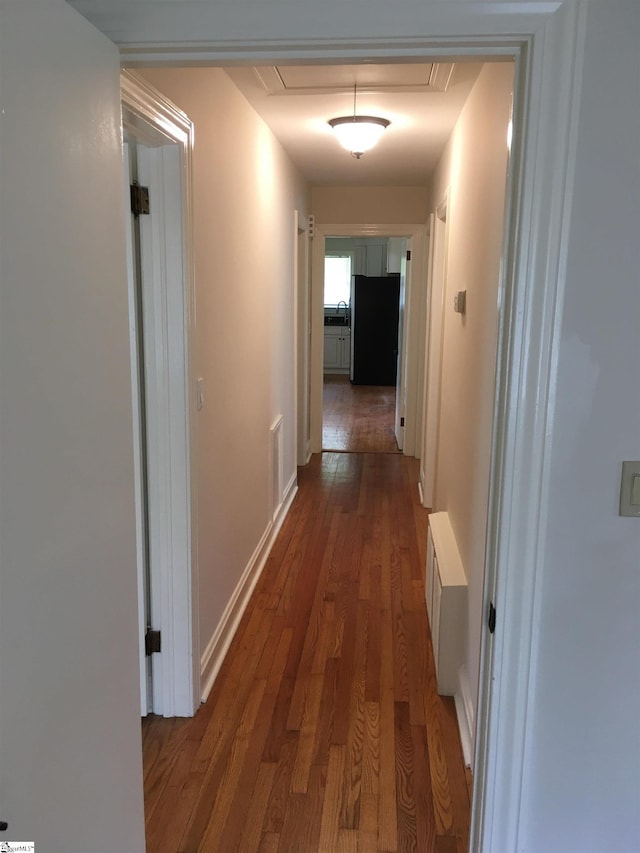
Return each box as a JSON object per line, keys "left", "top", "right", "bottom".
{"left": 311, "top": 223, "right": 427, "bottom": 456}
{"left": 117, "top": 1, "right": 589, "bottom": 845}
{"left": 394, "top": 242, "right": 407, "bottom": 451}
{"left": 121, "top": 70, "right": 200, "bottom": 717}
{"left": 420, "top": 194, "right": 448, "bottom": 509}
{"left": 294, "top": 210, "right": 312, "bottom": 466}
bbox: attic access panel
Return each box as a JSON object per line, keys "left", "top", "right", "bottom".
{"left": 254, "top": 62, "right": 454, "bottom": 95}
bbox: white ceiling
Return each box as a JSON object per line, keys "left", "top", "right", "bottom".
{"left": 224, "top": 61, "right": 484, "bottom": 186}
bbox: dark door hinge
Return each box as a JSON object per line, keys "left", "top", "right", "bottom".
{"left": 130, "top": 183, "right": 150, "bottom": 217}
{"left": 406, "top": 250, "right": 411, "bottom": 261}
{"left": 145, "top": 628, "right": 161, "bottom": 656}
{"left": 400, "top": 417, "right": 405, "bottom": 427}
{"left": 488, "top": 601, "right": 497, "bottom": 634}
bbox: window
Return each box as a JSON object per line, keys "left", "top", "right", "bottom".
{"left": 324, "top": 255, "right": 352, "bottom": 307}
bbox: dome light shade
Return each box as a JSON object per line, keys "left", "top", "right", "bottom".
{"left": 328, "top": 115, "right": 390, "bottom": 158}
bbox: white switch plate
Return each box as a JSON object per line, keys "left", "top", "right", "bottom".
{"left": 619, "top": 461, "right": 640, "bottom": 517}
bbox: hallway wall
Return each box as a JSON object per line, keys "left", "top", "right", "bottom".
{"left": 139, "top": 67, "right": 310, "bottom": 682}
{"left": 430, "top": 62, "right": 514, "bottom": 747}
{"left": 312, "top": 185, "right": 430, "bottom": 225}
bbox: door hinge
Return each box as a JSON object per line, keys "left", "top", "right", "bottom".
{"left": 488, "top": 601, "right": 497, "bottom": 634}
{"left": 400, "top": 417, "right": 404, "bottom": 427}
{"left": 130, "top": 183, "right": 150, "bottom": 217}
{"left": 406, "top": 250, "right": 411, "bottom": 261}
{"left": 145, "top": 628, "right": 161, "bottom": 656}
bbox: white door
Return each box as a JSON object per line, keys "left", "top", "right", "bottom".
{"left": 0, "top": 3, "right": 145, "bottom": 850}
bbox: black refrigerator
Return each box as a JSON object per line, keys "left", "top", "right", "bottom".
{"left": 350, "top": 273, "right": 400, "bottom": 385}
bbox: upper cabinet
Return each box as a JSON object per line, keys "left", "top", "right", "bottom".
{"left": 354, "top": 240, "right": 387, "bottom": 277}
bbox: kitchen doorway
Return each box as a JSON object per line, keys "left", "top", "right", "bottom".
{"left": 322, "top": 236, "right": 404, "bottom": 453}
{"left": 313, "top": 225, "right": 428, "bottom": 458}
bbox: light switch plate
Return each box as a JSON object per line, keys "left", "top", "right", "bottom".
{"left": 619, "top": 461, "right": 640, "bottom": 517}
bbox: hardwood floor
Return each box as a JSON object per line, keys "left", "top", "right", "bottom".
{"left": 143, "top": 453, "right": 471, "bottom": 852}
{"left": 323, "top": 376, "right": 400, "bottom": 454}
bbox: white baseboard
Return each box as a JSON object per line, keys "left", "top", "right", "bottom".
{"left": 454, "top": 664, "right": 475, "bottom": 769}
{"left": 199, "top": 473, "right": 298, "bottom": 703}
{"left": 418, "top": 479, "right": 425, "bottom": 507}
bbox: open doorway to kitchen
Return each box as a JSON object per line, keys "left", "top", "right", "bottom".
{"left": 322, "top": 236, "right": 403, "bottom": 453}
{"left": 312, "top": 223, "right": 428, "bottom": 459}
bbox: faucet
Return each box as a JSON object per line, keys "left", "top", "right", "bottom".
{"left": 337, "top": 300, "right": 349, "bottom": 318}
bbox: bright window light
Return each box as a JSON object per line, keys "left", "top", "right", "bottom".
{"left": 324, "top": 256, "right": 352, "bottom": 307}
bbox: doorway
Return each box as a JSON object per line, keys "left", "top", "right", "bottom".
{"left": 311, "top": 224, "right": 428, "bottom": 459}
{"left": 123, "top": 10, "right": 587, "bottom": 847}
{"left": 121, "top": 71, "right": 200, "bottom": 718}
{"left": 322, "top": 235, "right": 405, "bottom": 454}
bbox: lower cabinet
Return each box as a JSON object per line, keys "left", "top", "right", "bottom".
{"left": 324, "top": 327, "right": 351, "bottom": 374}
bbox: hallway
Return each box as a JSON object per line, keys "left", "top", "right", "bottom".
{"left": 142, "top": 453, "right": 471, "bottom": 852}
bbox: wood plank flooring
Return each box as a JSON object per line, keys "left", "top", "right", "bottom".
{"left": 323, "top": 376, "right": 399, "bottom": 454}
{"left": 142, "top": 453, "right": 471, "bottom": 852}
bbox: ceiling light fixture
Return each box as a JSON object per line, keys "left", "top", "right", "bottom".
{"left": 328, "top": 84, "right": 390, "bottom": 159}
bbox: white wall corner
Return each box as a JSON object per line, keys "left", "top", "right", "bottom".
{"left": 455, "top": 664, "right": 475, "bottom": 769}
{"left": 199, "top": 474, "right": 298, "bottom": 702}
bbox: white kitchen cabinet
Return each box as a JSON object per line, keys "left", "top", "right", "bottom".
{"left": 323, "top": 326, "right": 351, "bottom": 374}
{"left": 354, "top": 240, "right": 388, "bottom": 276}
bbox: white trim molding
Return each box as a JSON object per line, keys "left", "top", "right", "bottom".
{"left": 121, "top": 70, "right": 199, "bottom": 717}
{"left": 472, "top": 4, "right": 588, "bottom": 850}
{"left": 70, "top": 3, "right": 566, "bottom": 64}
{"left": 200, "top": 474, "right": 298, "bottom": 703}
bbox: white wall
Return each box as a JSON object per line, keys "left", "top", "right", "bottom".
{"left": 520, "top": 3, "right": 640, "bottom": 850}
{"left": 138, "top": 68, "right": 309, "bottom": 666}
{"left": 0, "top": 3, "right": 145, "bottom": 850}
{"left": 312, "top": 185, "right": 429, "bottom": 225}
{"left": 430, "top": 63, "right": 513, "bottom": 744}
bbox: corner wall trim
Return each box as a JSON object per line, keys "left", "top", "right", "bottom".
{"left": 199, "top": 473, "right": 298, "bottom": 703}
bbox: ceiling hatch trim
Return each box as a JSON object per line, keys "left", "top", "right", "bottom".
{"left": 253, "top": 62, "right": 455, "bottom": 96}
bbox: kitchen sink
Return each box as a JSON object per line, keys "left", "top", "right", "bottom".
{"left": 324, "top": 315, "right": 350, "bottom": 326}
